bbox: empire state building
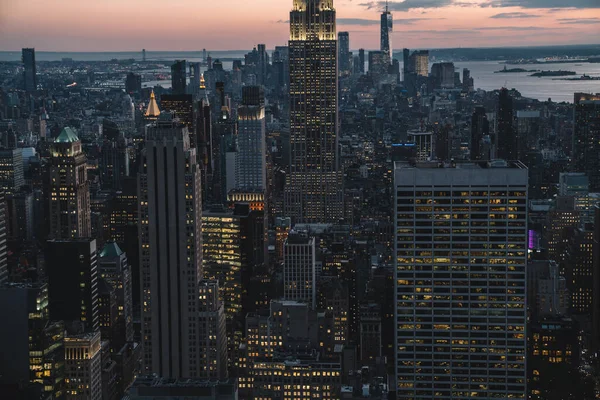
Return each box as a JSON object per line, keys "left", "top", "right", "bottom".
{"left": 285, "top": 0, "right": 343, "bottom": 223}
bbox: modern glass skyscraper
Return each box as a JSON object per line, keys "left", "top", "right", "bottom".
{"left": 338, "top": 31, "right": 351, "bottom": 74}
{"left": 380, "top": 3, "right": 393, "bottom": 65}
{"left": 22, "top": 48, "right": 37, "bottom": 92}
{"left": 171, "top": 60, "right": 187, "bottom": 95}
{"left": 394, "top": 160, "right": 528, "bottom": 399}
{"left": 285, "top": 0, "right": 343, "bottom": 223}
{"left": 236, "top": 86, "right": 266, "bottom": 191}
{"left": 497, "top": 88, "right": 516, "bottom": 161}
{"left": 138, "top": 114, "right": 203, "bottom": 378}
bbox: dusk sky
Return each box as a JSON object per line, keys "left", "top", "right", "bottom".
{"left": 1, "top": 0, "right": 599, "bottom": 51}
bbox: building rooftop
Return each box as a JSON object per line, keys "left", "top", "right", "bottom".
{"left": 394, "top": 159, "right": 526, "bottom": 170}
{"left": 99, "top": 242, "right": 124, "bottom": 258}
{"left": 55, "top": 127, "right": 79, "bottom": 143}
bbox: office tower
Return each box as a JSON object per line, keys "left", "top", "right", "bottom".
{"left": 8, "top": 188, "right": 34, "bottom": 241}
{"left": 497, "top": 88, "right": 516, "bottom": 160}
{"left": 125, "top": 72, "right": 142, "bottom": 94}
{"left": 0, "top": 148, "right": 24, "bottom": 194}
{"left": 109, "top": 179, "right": 137, "bottom": 246}
{"left": 144, "top": 90, "right": 161, "bottom": 121}
{"left": 516, "top": 110, "right": 541, "bottom": 160}
{"left": 0, "top": 283, "right": 65, "bottom": 399}
{"left": 573, "top": 93, "right": 600, "bottom": 191}
{"left": 198, "top": 280, "right": 228, "bottom": 380}
{"left": 171, "top": 60, "right": 187, "bottom": 95}
{"left": 196, "top": 97, "right": 212, "bottom": 199}
{"left": 471, "top": 106, "right": 490, "bottom": 160}
{"left": 0, "top": 194, "right": 6, "bottom": 284}
{"left": 338, "top": 32, "right": 350, "bottom": 74}
{"left": 358, "top": 48, "right": 365, "bottom": 74}
{"left": 160, "top": 94, "right": 194, "bottom": 137}
{"left": 46, "top": 238, "right": 99, "bottom": 332}
{"left": 142, "top": 48, "right": 146, "bottom": 62}
{"left": 101, "top": 120, "right": 129, "bottom": 191}
{"left": 407, "top": 131, "right": 433, "bottom": 161}
{"left": 138, "top": 114, "right": 203, "bottom": 378}
{"left": 430, "top": 62, "right": 455, "bottom": 89}
{"left": 257, "top": 43, "right": 269, "bottom": 85}
{"left": 380, "top": 3, "right": 393, "bottom": 65}
{"left": 48, "top": 127, "right": 91, "bottom": 239}
{"left": 211, "top": 82, "right": 236, "bottom": 205}
{"left": 402, "top": 48, "right": 410, "bottom": 79}
{"left": 559, "top": 172, "right": 589, "bottom": 196}
{"left": 405, "top": 50, "right": 429, "bottom": 77}
{"left": 190, "top": 62, "right": 201, "bottom": 94}
{"left": 546, "top": 197, "right": 581, "bottom": 262}
{"left": 99, "top": 242, "right": 133, "bottom": 350}
{"left": 394, "top": 160, "right": 528, "bottom": 399}
{"left": 22, "top": 48, "right": 37, "bottom": 92}
{"left": 64, "top": 331, "right": 103, "bottom": 400}
{"left": 562, "top": 225, "right": 595, "bottom": 315}
{"left": 359, "top": 303, "right": 382, "bottom": 365}
{"left": 462, "top": 68, "right": 474, "bottom": 91}
{"left": 368, "top": 51, "right": 387, "bottom": 77}
{"left": 283, "top": 232, "right": 317, "bottom": 308}
{"left": 286, "top": 0, "right": 343, "bottom": 223}
{"left": 237, "top": 86, "right": 266, "bottom": 191}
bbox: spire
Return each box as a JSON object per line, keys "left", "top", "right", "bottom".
{"left": 386, "top": 0, "right": 388, "bottom": 12}
{"left": 145, "top": 90, "right": 161, "bottom": 119}
{"left": 200, "top": 74, "right": 206, "bottom": 90}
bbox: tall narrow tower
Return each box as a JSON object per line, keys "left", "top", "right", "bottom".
{"left": 380, "top": 1, "right": 393, "bottom": 65}
{"left": 138, "top": 114, "right": 203, "bottom": 378}
{"left": 48, "top": 128, "right": 91, "bottom": 239}
{"left": 285, "top": 0, "right": 343, "bottom": 223}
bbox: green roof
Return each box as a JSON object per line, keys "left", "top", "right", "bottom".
{"left": 99, "top": 242, "right": 124, "bottom": 258}
{"left": 55, "top": 127, "right": 80, "bottom": 143}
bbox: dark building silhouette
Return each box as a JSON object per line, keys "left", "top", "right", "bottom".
{"left": 573, "top": 93, "right": 600, "bottom": 191}
{"left": 358, "top": 48, "right": 365, "bottom": 74}
{"left": 171, "top": 60, "right": 187, "bottom": 95}
{"left": 160, "top": 94, "right": 194, "bottom": 143}
{"left": 471, "top": 106, "right": 490, "bottom": 160}
{"left": 22, "top": 48, "right": 37, "bottom": 92}
{"left": 125, "top": 72, "right": 142, "bottom": 95}
{"left": 497, "top": 88, "right": 516, "bottom": 160}
{"left": 46, "top": 238, "right": 99, "bottom": 332}
{"left": 0, "top": 193, "right": 6, "bottom": 284}
{"left": 338, "top": 32, "right": 351, "bottom": 74}
{"left": 101, "top": 120, "right": 129, "bottom": 191}
{"left": 196, "top": 97, "right": 212, "bottom": 199}
{"left": 380, "top": 3, "right": 393, "bottom": 65}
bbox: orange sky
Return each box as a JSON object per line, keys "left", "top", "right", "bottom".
{"left": 0, "top": 0, "right": 599, "bottom": 51}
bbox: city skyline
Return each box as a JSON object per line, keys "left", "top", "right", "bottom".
{"left": 1, "top": 0, "right": 599, "bottom": 51}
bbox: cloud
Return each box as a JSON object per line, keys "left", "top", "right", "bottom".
{"left": 478, "top": 25, "right": 553, "bottom": 30}
{"left": 490, "top": 12, "right": 541, "bottom": 18}
{"left": 360, "top": 0, "right": 454, "bottom": 11}
{"left": 480, "top": 0, "right": 600, "bottom": 8}
{"left": 338, "top": 17, "right": 441, "bottom": 25}
{"left": 558, "top": 18, "right": 600, "bottom": 24}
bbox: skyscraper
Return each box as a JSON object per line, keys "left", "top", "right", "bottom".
{"left": 100, "top": 120, "right": 129, "bottom": 191}
{"left": 338, "top": 31, "right": 350, "bottom": 74}
{"left": 283, "top": 232, "right": 317, "bottom": 308}
{"left": 359, "top": 48, "right": 365, "bottom": 74}
{"left": 22, "top": 48, "right": 37, "bottom": 92}
{"left": 171, "top": 60, "right": 187, "bottom": 95}
{"left": 497, "top": 88, "right": 516, "bottom": 161}
{"left": 198, "top": 280, "right": 228, "bottom": 380}
{"left": 138, "top": 114, "right": 203, "bottom": 378}
{"left": 471, "top": 106, "right": 490, "bottom": 160}
{"left": 64, "top": 331, "right": 103, "bottom": 400}
{"left": 48, "top": 128, "right": 91, "bottom": 239}
{"left": 236, "top": 86, "right": 266, "bottom": 192}
{"left": 573, "top": 93, "right": 600, "bottom": 191}
{"left": 285, "top": 0, "right": 343, "bottom": 223}
{"left": 380, "top": 2, "right": 393, "bottom": 65}
{"left": 160, "top": 94, "right": 195, "bottom": 143}
{"left": 394, "top": 160, "right": 528, "bottom": 399}
{"left": 46, "top": 238, "right": 99, "bottom": 332}
{"left": 0, "top": 148, "right": 24, "bottom": 195}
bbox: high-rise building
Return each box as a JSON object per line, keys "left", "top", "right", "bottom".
{"left": 196, "top": 97, "right": 212, "bottom": 200}
{"left": 407, "top": 131, "right": 433, "bottom": 161}
{"left": 64, "top": 331, "right": 103, "bottom": 400}
{"left": 0, "top": 193, "right": 7, "bottom": 284}
{"left": 471, "top": 106, "right": 490, "bottom": 160}
{"left": 144, "top": 90, "right": 161, "bottom": 121}
{"left": 285, "top": 0, "right": 343, "bottom": 223}
{"left": 573, "top": 93, "right": 600, "bottom": 191}
{"left": 0, "top": 283, "right": 65, "bottom": 399}
{"left": 338, "top": 31, "right": 350, "bottom": 74}
{"left": 48, "top": 127, "right": 91, "bottom": 239}
{"left": 236, "top": 86, "right": 266, "bottom": 192}
{"left": 368, "top": 51, "right": 387, "bottom": 78}
{"left": 0, "top": 148, "right": 24, "bottom": 195}
{"left": 559, "top": 172, "right": 589, "bottom": 196}
{"left": 283, "top": 232, "right": 317, "bottom": 308}
{"left": 46, "top": 238, "right": 99, "bottom": 332}
{"left": 497, "top": 88, "right": 516, "bottom": 160}
{"left": 101, "top": 120, "right": 130, "bottom": 191}
{"left": 198, "top": 280, "right": 228, "bottom": 380}
{"left": 160, "top": 94, "right": 194, "bottom": 137}
{"left": 99, "top": 242, "right": 133, "bottom": 350}
{"left": 138, "top": 114, "right": 203, "bottom": 378}
{"left": 358, "top": 48, "right": 365, "bottom": 74}
{"left": 380, "top": 3, "right": 393, "bottom": 65}
{"left": 394, "top": 160, "right": 528, "bottom": 399}
{"left": 125, "top": 72, "right": 142, "bottom": 95}
{"left": 22, "top": 48, "right": 37, "bottom": 92}
{"left": 431, "top": 62, "right": 455, "bottom": 89}
{"left": 171, "top": 60, "right": 187, "bottom": 95}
